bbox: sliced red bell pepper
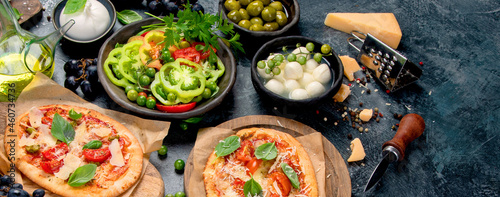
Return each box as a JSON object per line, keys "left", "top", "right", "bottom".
{"left": 156, "top": 102, "right": 197, "bottom": 113}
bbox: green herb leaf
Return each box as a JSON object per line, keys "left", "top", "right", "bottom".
{"left": 183, "top": 116, "right": 203, "bottom": 124}
{"left": 255, "top": 142, "right": 277, "bottom": 160}
{"left": 13, "top": 8, "right": 22, "bottom": 20}
{"left": 82, "top": 140, "right": 102, "bottom": 149}
{"left": 281, "top": 163, "right": 300, "bottom": 189}
{"left": 215, "top": 135, "right": 240, "bottom": 157}
{"left": 68, "top": 164, "right": 97, "bottom": 187}
{"left": 243, "top": 175, "right": 262, "bottom": 197}
{"left": 51, "top": 113, "right": 75, "bottom": 144}
{"left": 69, "top": 108, "right": 82, "bottom": 120}
{"left": 117, "top": 10, "right": 142, "bottom": 25}
{"left": 63, "top": 0, "right": 87, "bottom": 15}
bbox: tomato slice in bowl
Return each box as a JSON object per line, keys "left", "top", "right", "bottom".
{"left": 156, "top": 102, "right": 197, "bottom": 113}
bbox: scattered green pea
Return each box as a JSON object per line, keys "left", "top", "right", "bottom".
{"left": 158, "top": 145, "right": 168, "bottom": 156}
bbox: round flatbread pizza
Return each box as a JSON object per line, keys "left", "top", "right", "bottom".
{"left": 203, "top": 127, "right": 318, "bottom": 197}
{"left": 5, "top": 104, "right": 143, "bottom": 197}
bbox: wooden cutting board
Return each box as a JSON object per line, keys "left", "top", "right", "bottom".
{"left": 10, "top": 0, "right": 43, "bottom": 25}
{"left": 184, "top": 115, "right": 351, "bottom": 197}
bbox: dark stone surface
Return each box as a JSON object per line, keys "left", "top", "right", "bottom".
{"left": 25, "top": 0, "right": 500, "bottom": 196}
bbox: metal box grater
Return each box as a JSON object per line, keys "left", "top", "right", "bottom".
{"left": 348, "top": 33, "right": 422, "bottom": 92}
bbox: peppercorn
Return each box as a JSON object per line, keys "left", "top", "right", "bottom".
{"left": 376, "top": 118, "right": 380, "bottom": 122}
{"left": 347, "top": 134, "right": 353, "bottom": 139}
{"left": 374, "top": 107, "right": 379, "bottom": 112}
{"left": 397, "top": 114, "right": 403, "bottom": 120}
{"left": 359, "top": 102, "right": 364, "bottom": 107}
{"left": 352, "top": 123, "right": 356, "bottom": 128}
{"left": 358, "top": 127, "right": 364, "bottom": 132}
{"left": 379, "top": 113, "right": 384, "bottom": 117}
{"left": 393, "top": 113, "right": 399, "bottom": 119}
{"left": 350, "top": 111, "right": 356, "bottom": 117}
{"left": 367, "top": 89, "right": 371, "bottom": 94}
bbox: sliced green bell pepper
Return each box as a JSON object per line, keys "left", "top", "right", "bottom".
{"left": 103, "top": 48, "right": 133, "bottom": 88}
{"left": 159, "top": 58, "right": 206, "bottom": 99}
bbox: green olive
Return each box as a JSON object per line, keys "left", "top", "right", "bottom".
{"left": 263, "top": 22, "right": 279, "bottom": 31}
{"left": 26, "top": 144, "right": 40, "bottom": 153}
{"left": 227, "top": 10, "right": 242, "bottom": 23}
{"left": 261, "top": 6, "right": 276, "bottom": 22}
{"left": 239, "top": 0, "right": 252, "bottom": 6}
{"left": 224, "top": 0, "right": 241, "bottom": 11}
{"left": 269, "top": 1, "right": 283, "bottom": 11}
{"left": 249, "top": 23, "right": 264, "bottom": 31}
{"left": 246, "top": 1, "right": 264, "bottom": 17}
{"left": 238, "top": 19, "right": 252, "bottom": 29}
{"left": 275, "top": 11, "right": 288, "bottom": 26}
{"left": 260, "top": 0, "right": 271, "bottom": 6}
{"left": 250, "top": 17, "right": 264, "bottom": 26}
{"left": 179, "top": 40, "right": 191, "bottom": 49}
{"left": 238, "top": 8, "right": 250, "bottom": 20}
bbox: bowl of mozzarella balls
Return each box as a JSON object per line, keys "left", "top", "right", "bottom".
{"left": 251, "top": 36, "right": 343, "bottom": 107}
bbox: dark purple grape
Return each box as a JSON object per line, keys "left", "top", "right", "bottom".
{"left": 0, "top": 185, "right": 8, "bottom": 192}
{"left": 86, "top": 65, "right": 99, "bottom": 82}
{"left": 80, "top": 80, "right": 97, "bottom": 99}
{"left": 176, "top": 0, "right": 186, "bottom": 5}
{"left": 11, "top": 183, "right": 23, "bottom": 189}
{"left": 0, "top": 175, "right": 12, "bottom": 186}
{"left": 165, "top": 2, "right": 179, "bottom": 16}
{"left": 64, "top": 59, "right": 81, "bottom": 76}
{"left": 148, "top": 0, "right": 166, "bottom": 15}
{"left": 192, "top": 3, "right": 204, "bottom": 13}
{"left": 32, "top": 189, "right": 45, "bottom": 197}
{"left": 76, "top": 68, "right": 85, "bottom": 78}
{"left": 64, "top": 76, "right": 81, "bottom": 92}
{"left": 7, "top": 188, "right": 22, "bottom": 196}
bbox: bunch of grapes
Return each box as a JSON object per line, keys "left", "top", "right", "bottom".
{"left": 63, "top": 58, "right": 100, "bottom": 99}
{"left": 0, "top": 175, "right": 45, "bottom": 197}
{"left": 146, "top": 0, "right": 204, "bottom": 16}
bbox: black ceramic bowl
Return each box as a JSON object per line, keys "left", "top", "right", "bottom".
{"left": 52, "top": 0, "right": 116, "bottom": 43}
{"left": 97, "top": 18, "right": 237, "bottom": 119}
{"left": 251, "top": 36, "right": 343, "bottom": 107}
{"left": 218, "top": 0, "right": 300, "bottom": 39}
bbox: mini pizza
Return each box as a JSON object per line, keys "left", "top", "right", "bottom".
{"left": 5, "top": 105, "right": 143, "bottom": 197}
{"left": 203, "top": 128, "right": 318, "bottom": 197}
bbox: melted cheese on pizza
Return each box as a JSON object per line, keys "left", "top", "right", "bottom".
{"left": 204, "top": 130, "right": 314, "bottom": 197}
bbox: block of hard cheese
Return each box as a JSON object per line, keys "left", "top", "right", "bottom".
{"left": 333, "top": 84, "right": 350, "bottom": 102}
{"left": 339, "top": 55, "right": 361, "bottom": 81}
{"left": 348, "top": 138, "right": 366, "bottom": 162}
{"left": 324, "top": 13, "right": 402, "bottom": 49}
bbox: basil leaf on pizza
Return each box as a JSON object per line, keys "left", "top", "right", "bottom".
{"left": 243, "top": 176, "right": 262, "bottom": 197}
{"left": 215, "top": 135, "right": 240, "bottom": 157}
{"left": 281, "top": 163, "right": 300, "bottom": 189}
{"left": 82, "top": 140, "right": 102, "bottom": 149}
{"left": 69, "top": 108, "right": 82, "bottom": 120}
{"left": 68, "top": 164, "right": 97, "bottom": 187}
{"left": 51, "top": 113, "right": 75, "bottom": 144}
{"left": 255, "top": 142, "right": 277, "bottom": 160}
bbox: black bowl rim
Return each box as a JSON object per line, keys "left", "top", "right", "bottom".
{"left": 218, "top": 0, "right": 300, "bottom": 37}
{"left": 251, "top": 35, "right": 344, "bottom": 106}
{"left": 97, "top": 17, "right": 237, "bottom": 119}
{"left": 52, "top": 0, "right": 117, "bottom": 43}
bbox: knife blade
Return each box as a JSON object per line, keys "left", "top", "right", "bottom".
{"left": 364, "top": 113, "right": 425, "bottom": 192}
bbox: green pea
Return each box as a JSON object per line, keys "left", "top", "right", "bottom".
{"left": 139, "top": 75, "right": 151, "bottom": 87}
{"left": 206, "top": 81, "right": 218, "bottom": 92}
{"left": 174, "top": 191, "right": 186, "bottom": 197}
{"left": 158, "top": 145, "right": 168, "bottom": 156}
{"left": 127, "top": 89, "right": 138, "bottom": 101}
{"left": 161, "top": 50, "right": 172, "bottom": 61}
{"left": 145, "top": 67, "right": 156, "bottom": 78}
{"left": 174, "top": 159, "right": 185, "bottom": 171}
{"left": 202, "top": 88, "right": 212, "bottom": 99}
{"left": 191, "top": 96, "right": 203, "bottom": 103}
{"left": 167, "top": 92, "right": 177, "bottom": 101}
{"left": 146, "top": 98, "right": 156, "bottom": 109}
{"left": 165, "top": 194, "right": 174, "bottom": 197}
{"left": 137, "top": 95, "right": 147, "bottom": 106}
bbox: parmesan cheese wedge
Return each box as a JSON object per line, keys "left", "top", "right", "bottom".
{"left": 359, "top": 109, "right": 373, "bottom": 122}
{"left": 347, "top": 138, "right": 366, "bottom": 162}
{"left": 92, "top": 127, "right": 112, "bottom": 137}
{"left": 339, "top": 56, "right": 361, "bottom": 81}
{"left": 109, "top": 139, "right": 125, "bottom": 167}
{"left": 333, "top": 84, "right": 351, "bottom": 102}
{"left": 324, "top": 13, "right": 402, "bottom": 49}
{"left": 38, "top": 124, "right": 57, "bottom": 146}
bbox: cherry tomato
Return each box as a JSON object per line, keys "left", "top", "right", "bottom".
{"left": 42, "top": 143, "right": 69, "bottom": 160}
{"left": 83, "top": 148, "right": 112, "bottom": 163}
{"left": 40, "top": 159, "right": 64, "bottom": 174}
{"left": 173, "top": 47, "right": 201, "bottom": 63}
{"left": 156, "top": 102, "right": 196, "bottom": 113}
{"left": 246, "top": 158, "right": 263, "bottom": 175}
{"left": 269, "top": 171, "right": 292, "bottom": 195}
{"left": 138, "top": 92, "right": 148, "bottom": 97}
{"left": 235, "top": 140, "right": 253, "bottom": 163}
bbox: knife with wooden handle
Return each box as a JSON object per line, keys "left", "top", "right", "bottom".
{"left": 364, "top": 113, "right": 425, "bottom": 192}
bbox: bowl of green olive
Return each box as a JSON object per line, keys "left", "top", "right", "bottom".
{"left": 218, "top": 0, "right": 300, "bottom": 38}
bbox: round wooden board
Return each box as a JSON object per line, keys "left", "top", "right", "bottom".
{"left": 184, "top": 115, "right": 351, "bottom": 197}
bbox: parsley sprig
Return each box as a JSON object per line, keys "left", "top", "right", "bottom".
{"left": 142, "top": 5, "right": 244, "bottom": 59}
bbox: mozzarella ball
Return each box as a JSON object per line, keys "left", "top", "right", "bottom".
{"left": 284, "top": 61, "right": 303, "bottom": 80}
{"left": 284, "top": 80, "right": 300, "bottom": 92}
{"left": 304, "top": 59, "right": 319, "bottom": 73}
{"left": 257, "top": 67, "right": 274, "bottom": 79}
{"left": 299, "top": 73, "right": 315, "bottom": 88}
{"left": 290, "top": 88, "right": 310, "bottom": 100}
{"left": 292, "top": 47, "right": 310, "bottom": 59}
{"left": 306, "top": 81, "right": 326, "bottom": 97}
{"left": 312, "top": 63, "right": 332, "bottom": 84}
{"left": 264, "top": 79, "right": 285, "bottom": 95}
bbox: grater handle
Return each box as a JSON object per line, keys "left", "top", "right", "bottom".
{"left": 348, "top": 31, "right": 367, "bottom": 52}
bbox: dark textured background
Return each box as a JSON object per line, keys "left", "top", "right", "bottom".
{"left": 11, "top": 0, "right": 500, "bottom": 196}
